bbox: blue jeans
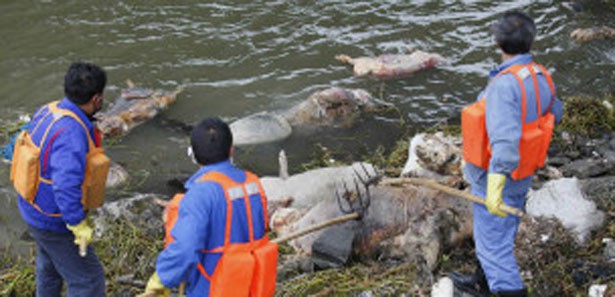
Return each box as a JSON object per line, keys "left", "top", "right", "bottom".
{"left": 29, "top": 226, "right": 105, "bottom": 297}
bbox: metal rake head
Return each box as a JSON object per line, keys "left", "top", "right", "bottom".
{"left": 335, "top": 163, "right": 383, "bottom": 219}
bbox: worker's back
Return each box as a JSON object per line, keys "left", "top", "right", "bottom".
{"left": 17, "top": 99, "right": 97, "bottom": 232}
{"left": 157, "top": 160, "right": 268, "bottom": 296}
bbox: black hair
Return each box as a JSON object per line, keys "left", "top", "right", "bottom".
{"left": 190, "top": 117, "right": 233, "bottom": 165}
{"left": 64, "top": 62, "right": 107, "bottom": 105}
{"left": 493, "top": 11, "right": 536, "bottom": 55}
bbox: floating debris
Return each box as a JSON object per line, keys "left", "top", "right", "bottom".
{"left": 571, "top": 26, "right": 615, "bottom": 42}
{"left": 336, "top": 48, "right": 445, "bottom": 79}
{"left": 95, "top": 80, "right": 183, "bottom": 138}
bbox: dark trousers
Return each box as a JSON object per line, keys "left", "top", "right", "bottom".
{"left": 29, "top": 226, "right": 105, "bottom": 297}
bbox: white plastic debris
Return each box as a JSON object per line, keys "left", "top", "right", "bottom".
{"left": 588, "top": 284, "right": 607, "bottom": 297}
{"left": 431, "top": 277, "right": 454, "bottom": 297}
{"left": 527, "top": 178, "right": 605, "bottom": 243}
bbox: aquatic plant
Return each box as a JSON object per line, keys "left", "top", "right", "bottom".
{"left": 276, "top": 261, "right": 424, "bottom": 297}
{"left": 0, "top": 250, "right": 35, "bottom": 297}
{"left": 95, "top": 218, "right": 164, "bottom": 296}
{"left": 298, "top": 143, "right": 349, "bottom": 172}
{"left": 0, "top": 218, "right": 164, "bottom": 296}
{"left": 555, "top": 94, "right": 614, "bottom": 137}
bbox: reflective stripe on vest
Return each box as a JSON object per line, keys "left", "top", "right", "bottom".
{"left": 194, "top": 170, "right": 269, "bottom": 281}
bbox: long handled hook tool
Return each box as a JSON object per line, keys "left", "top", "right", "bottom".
{"left": 272, "top": 163, "right": 379, "bottom": 244}
{"left": 381, "top": 177, "right": 525, "bottom": 217}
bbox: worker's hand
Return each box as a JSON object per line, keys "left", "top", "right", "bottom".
{"left": 486, "top": 173, "right": 507, "bottom": 217}
{"left": 140, "top": 272, "right": 170, "bottom": 297}
{"left": 66, "top": 219, "right": 93, "bottom": 246}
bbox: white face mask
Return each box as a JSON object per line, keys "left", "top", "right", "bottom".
{"left": 187, "top": 146, "right": 198, "bottom": 165}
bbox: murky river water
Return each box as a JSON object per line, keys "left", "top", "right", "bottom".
{"left": 0, "top": 1, "right": 613, "bottom": 251}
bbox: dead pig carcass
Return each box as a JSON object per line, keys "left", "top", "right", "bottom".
{"left": 95, "top": 81, "right": 182, "bottom": 138}
{"left": 571, "top": 26, "right": 615, "bottom": 42}
{"left": 273, "top": 181, "right": 474, "bottom": 271}
{"left": 336, "top": 49, "right": 445, "bottom": 79}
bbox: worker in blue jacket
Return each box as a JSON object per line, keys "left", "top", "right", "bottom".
{"left": 452, "top": 12, "right": 563, "bottom": 297}
{"left": 17, "top": 62, "right": 107, "bottom": 296}
{"left": 141, "top": 117, "right": 268, "bottom": 297}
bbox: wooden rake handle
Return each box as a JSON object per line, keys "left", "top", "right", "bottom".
{"left": 382, "top": 177, "right": 525, "bottom": 217}
{"left": 78, "top": 237, "right": 87, "bottom": 257}
{"left": 271, "top": 212, "right": 360, "bottom": 244}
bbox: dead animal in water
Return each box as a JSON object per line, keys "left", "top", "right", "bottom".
{"left": 286, "top": 87, "right": 393, "bottom": 126}
{"left": 571, "top": 26, "right": 615, "bottom": 42}
{"left": 230, "top": 87, "right": 393, "bottom": 146}
{"left": 335, "top": 48, "right": 445, "bottom": 78}
{"left": 95, "top": 80, "right": 183, "bottom": 138}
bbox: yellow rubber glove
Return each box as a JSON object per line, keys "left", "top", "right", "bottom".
{"left": 66, "top": 219, "right": 93, "bottom": 246}
{"left": 141, "top": 272, "right": 170, "bottom": 297}
{"left": 486, "top": 173, "right": 507, "bottom": 217}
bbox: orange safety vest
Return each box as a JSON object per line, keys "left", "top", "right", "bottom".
{"left": 10, "top": 101, "right": 110, "bottom": 216}
{"left": 461, "top": 62, "right": 556, "bottom": 180}
{"left": 163, "top": 170, "right": 278, "bottom": 297}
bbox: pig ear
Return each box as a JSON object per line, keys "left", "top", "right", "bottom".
{"left": 335, "top": 54, "right": 353, "bottom": 64}
{"left": 125, "top": 79, "right": 135, "bottom": 88}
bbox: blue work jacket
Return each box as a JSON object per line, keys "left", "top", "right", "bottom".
{"left": 156, "top": 160, "right": 267, "bottom": 297}
{"left": 463, "top": 54, "right": 564, "bottom": 196}
{"left": 17, "top": 98, "right": 97, "bottom": 232}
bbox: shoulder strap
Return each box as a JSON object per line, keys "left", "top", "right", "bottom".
{"left": 533, "top": 63, "right": 557, "bottom": 113}
{"left": 37, "top": 102, "right": 96, "bottom": 151}
{"left": 47, "top": 103, "right": 95, "bottom": 150}
{"left": 526, "top": 65, "right": 542, "bottom": 116}
{"left": 30, "top": 101, "right": 59, "bottom": 137}
{"left": 499, "top": 63, "right": 555, "bottom": 122}
{"left": 499, "top": 64, "right": 529, "bottom": 123}
{"left": 198, "top": 171, "right": 239, "bottom": 186}
{"left": 37, "top": 102, "right": 67, "bottom": 150}
{"left": 245, "top": 171, "right": 269, "bottom": 232}
{"left": 198, "top": 170, "right": 267, "bottom": 250}
{"left": 198, "top": 171, "right": 240, "bottom": 247}
{"left": 498, "top": 64, "right": 526, "bottom": 76}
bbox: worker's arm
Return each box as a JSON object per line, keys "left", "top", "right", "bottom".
{"left": 155, "top": 184, "right": 214, "bottom": 288}
{"left": 485, "top": 75, "right": 523, "bottom": 175}
{"left": 548, "top": 92, "right": 563, "bottom": 124}
{"left": 484, "top": 76, "right": 522, "bottom": 217}
{"left": 49, "top": 119, "right": 89, "bottom": 225}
